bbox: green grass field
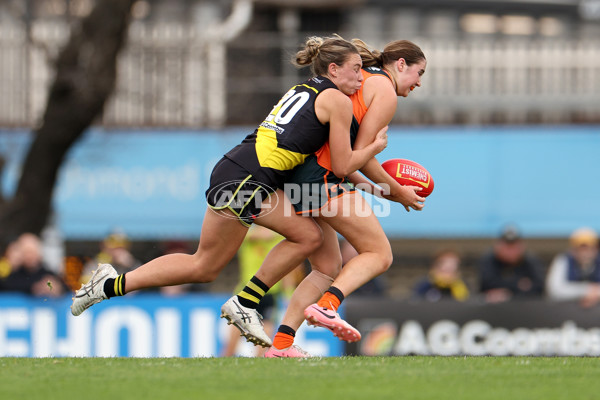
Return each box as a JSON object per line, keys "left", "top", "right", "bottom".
{"left": 1, "top": 356, "right": 598, "bottom": 400}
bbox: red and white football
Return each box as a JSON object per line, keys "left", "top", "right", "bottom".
{"left": 381, "top": 158, "right": 434, "bottom": 197}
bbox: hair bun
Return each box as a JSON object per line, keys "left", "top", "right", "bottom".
{"left": 304, "top": 36, "right": 324, "bottom": 60}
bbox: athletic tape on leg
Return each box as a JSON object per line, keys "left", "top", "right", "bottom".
{"left": 305, "top": 270, "right": 335, "bottom": 294}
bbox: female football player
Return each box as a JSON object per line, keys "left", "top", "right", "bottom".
{"left": 299, "top": 40, "right": 427, "bottom": 350}
{"left": 71, "top": 35, "right": 388, "bottom": 350}
{"left": 229, "top": 38, "right": 427, "bottom": 357}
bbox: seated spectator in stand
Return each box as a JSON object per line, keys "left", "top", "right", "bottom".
{"left": 82, "top": 231, "right": 141, "bottom": 282}
{"left": 413, "top": 249, "right": 469, "bottom": 302}
{"left": 479, "top": 225, "right": 545, "bottom": 303}
{"left": 0, "top": 237, "right": 22, "bottom": 287}
{"left": 0, "top": 233, "right": 68, "bottom": 297}
{"left": 546, "top": 227, "right": 600, "bottom": 308}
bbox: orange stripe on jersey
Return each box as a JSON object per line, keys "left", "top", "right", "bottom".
{"left": 315, "top": 68, "right": 391, "bottom": 172}
{"left": 294, "top": 172, "right": 355, "bottom": 216}
{"left": 352, "top": 68, "right": 373, "bottom": 125}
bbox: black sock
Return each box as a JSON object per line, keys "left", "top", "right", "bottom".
{"left": 236, "top": 276, "right": 269, "bottom": 309}
{"left": 327, "top": 286, "right": 345, "bottom": 303}
{"left": 103, "top": 274, "right": 126, "bottom": 298}
{"left": 277, "top": 324, "right": 296, "bottom": 337}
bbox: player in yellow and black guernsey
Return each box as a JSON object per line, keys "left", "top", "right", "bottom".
{"left": 286, "top": 67, "right": 391, "bottom": 215}
{"left": 70, "top": 35, "right": 387, "bottom": 346}
{"left": 206, "top": 76, "right": 338, "bottom": 225}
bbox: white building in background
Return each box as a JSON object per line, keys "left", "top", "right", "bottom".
{"left": 0, "top": 0, "right": 599, "bottom": 127}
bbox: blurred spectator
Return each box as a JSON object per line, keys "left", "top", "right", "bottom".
{"left": 546, "top": 227, "right": 600, "bottom": 308}
{"left": 479, "top": 225, "right": 545, "bottom": 303}
{"left": 82, "top": 231, "right": 141, "bottom": 282}
{"left": 413, "top": 249, "right": 469, "bottom": 302}
{"left": 0, "top": 233, "right": 68, "bottom": 297}
{"left": 222, "top": 225, "right": 303, "bottom": 357}
{"left": 40, "top": 220, "right": 65, "bottom": 274}
{"left": 340, "top": 240, "right": 386, "bottom": 297}
{"left": 0, "top": 238, "right": 21, "bottom": 284}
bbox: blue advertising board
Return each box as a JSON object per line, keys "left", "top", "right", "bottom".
{"left": 1, "top": 125, "right": 599, "bottom": 239}
{"left": 0, "top": 294, "right": 342, "bottom": 357}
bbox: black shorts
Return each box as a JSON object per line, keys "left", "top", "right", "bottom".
{"left": 285, "top": 155, "right": 356, "bottom": 215}
{"left": 205, "top": 157, "right": 277, "bottom": 227}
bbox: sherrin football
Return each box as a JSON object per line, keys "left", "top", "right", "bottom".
{"left": 381, "top": 158, "right": 434, "bottom": 197}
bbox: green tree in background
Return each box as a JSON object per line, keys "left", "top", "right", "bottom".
{"left": 0, "top": 0, "right": 136, "bottom": 251}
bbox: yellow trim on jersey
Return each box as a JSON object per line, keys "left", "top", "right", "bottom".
{"left": 255, "top": 127, "right": 309, "bottom": 170}
{"left": 208, "top": 175, "right": 252, "bottom": 211}
{"left": 206, "top": 175, "right": 263, "bottom": 227}
{"left": 296, "top": 83, "right": 318, "bottom": 93}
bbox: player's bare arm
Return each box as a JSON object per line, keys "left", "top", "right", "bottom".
{"left": 315, "top": 89, "right": 387, "bottom": 178}
{"left": 354, "top": 76, "right": 425, "bottom": 211}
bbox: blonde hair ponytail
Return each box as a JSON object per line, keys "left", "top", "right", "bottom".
{"left": 293, "top": 34, "right": 359, "bottom": 76}
{"left": 294, "top": 36, "right": 324, "bottom": 67}
{"left": 352, "top": 38, "right": 384, "bottom": 68}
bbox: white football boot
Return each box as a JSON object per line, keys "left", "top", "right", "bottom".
{"left": 221, "top": 296, "right": 272, "bottom": 347}
{"left": 71, "top": 263, "right": 118, "bottom": 316}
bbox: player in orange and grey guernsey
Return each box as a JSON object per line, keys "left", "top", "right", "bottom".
{"left": 230, "top": 39, "right": 428, "bottom": 357}
{"left": 70, "top": 36, "right": 388, "bottom": 350}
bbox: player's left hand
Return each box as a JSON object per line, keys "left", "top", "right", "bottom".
{"left": 383, "top": 184, "right": 425, "bottom": 212}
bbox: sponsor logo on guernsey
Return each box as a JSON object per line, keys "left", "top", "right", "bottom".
{"left": 260, "top": 121, "right": 285, "bottom": 134}
{"left": 311, "top": 76, "right": 323, "bottom": 84}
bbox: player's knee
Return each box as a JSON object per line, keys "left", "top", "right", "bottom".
{"left": 384, "top": 251, "right": 394, "bottom": 270}
{"left": 330, "top": 252, "right": 343, "bottom": 276}
{"left": 189, "top": 256, "right": 221, "bottom": 283}
{"left": 199, "top": 268, "right": 220, "bottom": 283}
{"left": 376, "top": 249, "right": 394, "bottom": 274}
{"left": 312, "top": 254, "right": 342, "bottom": 278}
{"left": 332, "top": 255, "right": 343, "bottom": 276}
{"left": 300, "top": 223, "right": 323, "bottom": 254}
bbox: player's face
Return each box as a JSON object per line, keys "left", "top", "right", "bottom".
{"left": 331, "top": 53, "right": 363, "bottom": 96}
{"left": 397, "top": 59, "right": 426, "bottom": 97}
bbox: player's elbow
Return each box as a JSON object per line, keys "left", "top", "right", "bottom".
{"left": 331, "top": 163, "right": 352, "bottom": 178}
{"left": 331, "top": 169, "right": 347, "bottom": 179}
